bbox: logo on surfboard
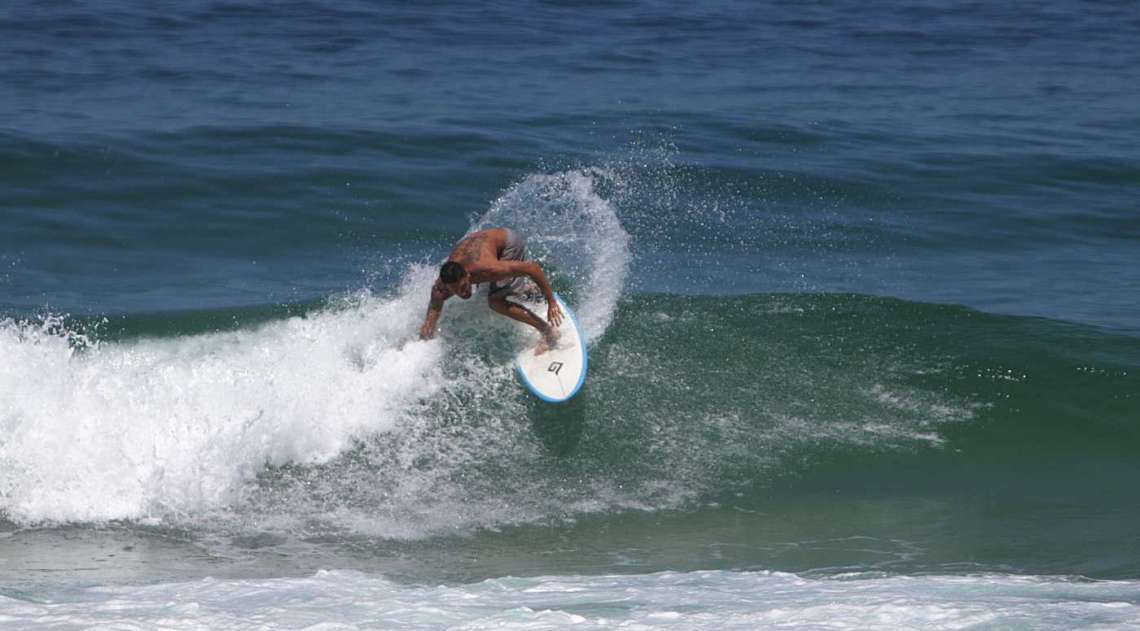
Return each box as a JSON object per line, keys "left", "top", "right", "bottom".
{"left": 547, "top": 361, "right": 563, "bottom": 375}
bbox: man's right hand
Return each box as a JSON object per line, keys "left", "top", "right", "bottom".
{"left": 420, "top": 281, "right": 448, "bottom": 340}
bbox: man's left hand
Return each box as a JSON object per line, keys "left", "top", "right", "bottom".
{"left": 547, "top": 302, "right": 564, "bottom": 328}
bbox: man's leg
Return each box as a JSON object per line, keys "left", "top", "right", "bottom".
{"left": 488, "top": 292, "right": 547, "bottom": 333}
{"left": 489, "top": 292, "right": 558, "bottom": 352}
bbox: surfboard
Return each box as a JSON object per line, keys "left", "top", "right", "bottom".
{"left": 514, "top": 292, "right": 587, "bottom": 403}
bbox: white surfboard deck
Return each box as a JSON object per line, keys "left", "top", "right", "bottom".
{"left": 514, "top": 292, "right": 587, "bottom": 403}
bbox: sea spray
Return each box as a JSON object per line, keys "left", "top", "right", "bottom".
{"left": 476, "top": 168, "right": 631, "bottom": 341}
{"left": 0, "top": 282, "right": 444, "bottom": 523}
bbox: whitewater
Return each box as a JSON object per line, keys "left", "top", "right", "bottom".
{"left": 3, "top": 570, "right": 1138, "bottom": 629}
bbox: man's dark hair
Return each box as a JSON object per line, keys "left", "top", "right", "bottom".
{"left": 440, "top": 261, "right": 466, "bottom": 284}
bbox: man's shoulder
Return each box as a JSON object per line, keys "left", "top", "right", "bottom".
{"left": 461, "top": 226, "right": 504, "bottom": 238}
{"left": 454, "top": 229, "right": 500, "bottom": 253}
{"left": 472, "top": 227, "right": 510, "bottom": 243}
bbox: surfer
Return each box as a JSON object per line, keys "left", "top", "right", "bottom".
{"left": 419, "top": 228, "right": 563, "bottom": 353}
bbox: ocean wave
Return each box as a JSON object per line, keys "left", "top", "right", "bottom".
{"left": 2, "top": 167, "right": 1137, "bottom": 538}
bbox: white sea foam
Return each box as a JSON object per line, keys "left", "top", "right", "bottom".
{"left": 2, "top": 570, "right": 1137, "bottom": 630}
{"left": 0, "top": 276, "right": 444, "bottom": 524}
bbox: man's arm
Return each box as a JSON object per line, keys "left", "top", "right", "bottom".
{"left": 504, "top": 260, "right": 563, "bottom": 328}
{"left": 419, "top": 281, "right": 450, "bottom": 340}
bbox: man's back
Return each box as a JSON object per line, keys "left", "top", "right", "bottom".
{"left": 447, "top": 228, "right": 509, "bottom": 270}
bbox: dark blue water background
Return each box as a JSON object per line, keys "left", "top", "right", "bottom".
{"left": 2, "top": 0, "right": 1138, "bottom": 331}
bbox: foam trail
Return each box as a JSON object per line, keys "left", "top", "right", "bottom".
{"left": 2, "top": 570, "right": 1137, "bottom": 629}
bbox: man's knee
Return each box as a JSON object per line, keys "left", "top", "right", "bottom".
{"left": 488, "top": 293, "right": 508, "bottom": 313}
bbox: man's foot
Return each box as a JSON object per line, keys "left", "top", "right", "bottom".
{"left": 534, "top": 327, "right": 560, "bottom": 355}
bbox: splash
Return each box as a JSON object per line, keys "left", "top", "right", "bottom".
{"left": 0, "top": 280, "right": 444, "bottom": 523}
{"left": 475, "top": 168, "right": 631, "bottom": 341}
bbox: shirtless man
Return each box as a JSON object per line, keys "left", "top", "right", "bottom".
{"left": 418, "top": 228, "right": 563, "bottom": 353}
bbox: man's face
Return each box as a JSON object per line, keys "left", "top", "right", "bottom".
{"left": 445, "top": 275, "right": 472, "bottom": 299}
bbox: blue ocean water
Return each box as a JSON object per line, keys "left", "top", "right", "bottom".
{"left": 2, "top": 1, "right": 1139, "bottom": 628}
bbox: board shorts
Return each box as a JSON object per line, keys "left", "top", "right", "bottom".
{"left": 488, "top": 228, "right": 528, "bottom": 298}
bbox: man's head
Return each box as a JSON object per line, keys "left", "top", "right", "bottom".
{"left": 440, "top": 261, "right": 472, "bottom": 298}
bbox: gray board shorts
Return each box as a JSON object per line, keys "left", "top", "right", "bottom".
{"left": 487, "top": 228, "right": 529, "bottom": 297}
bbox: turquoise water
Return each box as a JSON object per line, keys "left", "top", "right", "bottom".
{"left": 2, "top": 1, "right": 1139, "bottom": 627}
